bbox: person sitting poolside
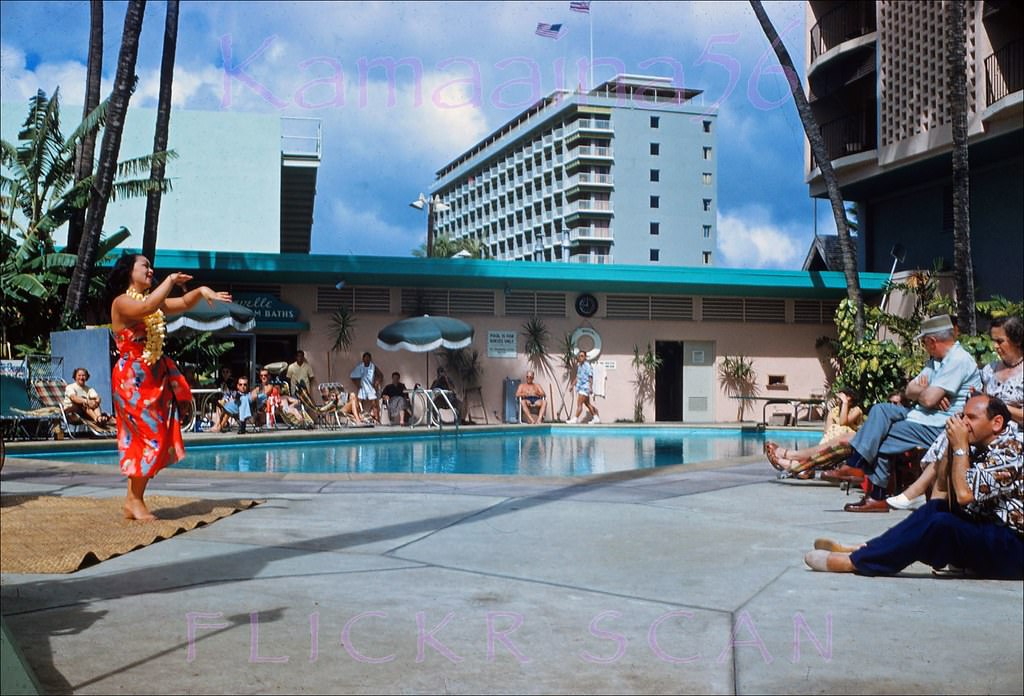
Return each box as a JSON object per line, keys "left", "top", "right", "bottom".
{"left": 516, "top": 370, "right": 547, "bottom": 424}
{"left": 212, "top": 376, "right": 260, "bottom": 434}
{"left": 63, "top": 367, "right": 113, "bottom": 428}
{"left": 381, "top": 372, "right": 412, "bottom": 426}
{"left": 431, "top": 367, "right": 467, "bottom": 424}
{"left": 823, "top": 315, "right": 982, "bottom": 513}
{"left": 766, "top": 387, "right": 864, "bottom": 474}
{"left": 804, "top": 394, "right": 1023, "bottom": 579}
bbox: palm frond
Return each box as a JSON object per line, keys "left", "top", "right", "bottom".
{"left": 110, "top": 177, "right": 173, "bottom": 202}
{"left": 115, "top": 150, "right": 178, "bottom": 178}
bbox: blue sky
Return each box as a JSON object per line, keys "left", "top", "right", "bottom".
{"left": 0, "top": 0, "right": 836, "bottom": 268}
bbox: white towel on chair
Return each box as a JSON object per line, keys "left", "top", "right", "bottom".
{"left": 592, "top": 362, "right": 607, "bottom": 398}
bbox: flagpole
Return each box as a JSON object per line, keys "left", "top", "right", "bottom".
{"left": 588, "top": 4, "right": 593, "bottom": 89}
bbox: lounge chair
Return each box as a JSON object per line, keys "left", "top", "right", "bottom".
{"left": 30, "top": 377, "right": 116, "bottom": 439}
{"left": 2, "top": 374, "right": 61, "bottom": 440}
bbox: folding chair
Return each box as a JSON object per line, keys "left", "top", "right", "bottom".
{"left": 2, "top": 374, "right": 59, "bottom": 440}
{"left": 30, "top": 377, "right": 115, "bottom": 439}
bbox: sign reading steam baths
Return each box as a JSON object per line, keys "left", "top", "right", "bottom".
{"left": 234, "top": 294, "right": 300, "bottom": 322}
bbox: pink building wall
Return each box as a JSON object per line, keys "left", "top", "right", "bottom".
{"left": 276, "top": 286, "right": 835, "bottom": 424}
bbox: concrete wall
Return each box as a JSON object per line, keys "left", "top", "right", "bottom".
{"left": 865, "top": 155, "right": 1024, "bottom": 301}
{"left": 611, "top": 108, "right": 716, "bottom": 266}
{"left": 0, "top": 103, "right": 281, "bottom": 254}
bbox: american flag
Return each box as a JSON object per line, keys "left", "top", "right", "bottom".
{"left": 570, "top": 1, "right": 591, "bottom": 13}
{"left": 535, "top": 22, "right": 563, "bottom": 39}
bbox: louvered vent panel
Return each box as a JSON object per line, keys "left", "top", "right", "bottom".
{"left": 606, "top": 295, "right": 650, "bottom": 319}
{"left": 793, "top": 299, "right": 823, "bottom": 323}
{"left": 702, "top": 297, "right": 743, "bottom": 321}
{"left": 821, "top": 300, "right": 840, "bottom": 324}
{"left": 504, "top": 292, "right": 565, "bottom": 317}
{"left": 449, "top": 290, "right": 495, "bottom": 315}
{"left": 504, "top": 292, "right": 536, "bottom": 316}
{"left": 744, "top": 298, "right": 786, "bottom": 323}
{"left": 316, "top": 287, "right": 391, "bottom": 313}
{"left": 400, "top": 289, "right": 449, "bottom": 315}
{"left": 535, "top": 293, "right": 566, "bottom": 317}
{"left": 651, "top": 296, "right": 694, "bottom": 321}
{"left": 688, "top": 396, "right": 709, "bottom": 412}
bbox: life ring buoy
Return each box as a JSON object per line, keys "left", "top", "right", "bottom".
{"left": 570, "top": 327, "right": 602, "bottom": 361}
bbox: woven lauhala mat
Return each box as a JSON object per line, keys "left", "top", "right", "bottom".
{"left": 1, "top": 495, "right": 261, "bottom": 574}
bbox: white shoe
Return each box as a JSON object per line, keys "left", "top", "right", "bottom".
{"left": 591, "top": 416, "right": 600, "bottom": 424}
{"left": 886, "top": 493, "right": 926, "bottom": 510}
{"left": 567, "top": 417, "right": 578, "bottom": 424}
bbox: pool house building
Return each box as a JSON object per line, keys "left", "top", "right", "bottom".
{"left": 154, "top": 250, "right": 888, "bottom": 424}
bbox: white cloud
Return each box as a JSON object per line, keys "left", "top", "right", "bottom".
{"left": 716, "top": 206, "right": 808, "bottom": 269}
{"left": 0, "top": 42, "right": 97, "bottom": 106}
{"left": 318, "top": 197, "right": 424, "bottom": 256}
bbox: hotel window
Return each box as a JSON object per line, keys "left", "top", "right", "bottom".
{"left": 703, "top": 120, "right": 712, "bottom": 133}
{"left": 650, "top": 195, "right": 660, "bottom": 209}
{"left": 650, "top": 116, "right": 660, "bottom": 128}
{"left": 702, "top": 172, "right": 712, "bottom": 185}
{"left": 650, "top": 169, "right": 660, "bottom": 182}
{"left": 650, "top": 249, "right": 660, "bottom": 261}
{"left": 702, "top": 251, "right": 712, "bottom": 265}
{"left": 650, "top": 142, "right": 660, "bottom": 156}
{"left": 650, "top": 222, "right": 660, "bottom": 235}
{"left": 703, "top": 224, "right": 712, "bottom": 238}
{"left": 702, "top": 198, "right": 712, "bottom": 212}
{"left": 703, "top": 146, "right": 712, "bottom": 160}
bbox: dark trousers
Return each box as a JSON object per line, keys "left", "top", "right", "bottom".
{"left": 850, "top": 499, "right": 1024, "bottom": 579}
{"left": 848, "top": 403, "right": 943, "bottom": 488}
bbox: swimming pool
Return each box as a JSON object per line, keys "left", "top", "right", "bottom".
{"left": 17, "top": 428, "right": 821, "bottom": 477}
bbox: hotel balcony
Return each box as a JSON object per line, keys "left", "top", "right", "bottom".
{"left": 564, "top": 199, "right": 614, "bottom": 222}
{"left": 809, "top": 1, "right": 877, "bottom": 65}
{"left": 564, "top": 118, "right": 614, "bottom": 139}
{"left": 810, "top": 109, "right": 877, "bottom": 169}
{"left": 985, "top": 39, "right": 1023, "bottom": 109}
{"left": 568, "top": 226, "right": 613, "bottom": 245}
{"left": 568, "top": 253, "right": 614, "bottom": 265}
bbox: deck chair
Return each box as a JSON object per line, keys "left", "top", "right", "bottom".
{"left": 2, "top": 375, "right": 60, "bottom": 440}
{"left": 30, "top": 377, "right": 116, "bottom": 439}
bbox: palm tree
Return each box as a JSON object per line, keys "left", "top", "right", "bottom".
{"left": 142, "top": 0, "right": 179, "bottom": 261}
{"left": 748, "top": 0, "right": 865, "bottom": 339}
{"left": 65, "top": 0, "right": 147, "bottom": 325}
{"left": 946, "top": 0, "right": 976, "bottom": 335}
{"left": 66, "top": 0, "right": 104, "bottom": 255}
{"left": 2, "top": 91, "right": 162, "bottom": 349}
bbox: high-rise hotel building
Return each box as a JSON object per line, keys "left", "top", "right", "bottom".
{"left": 429, "top": 75, "right": 717, "bottom": 266}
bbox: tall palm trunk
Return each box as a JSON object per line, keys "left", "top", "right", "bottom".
{"left": 142, "top": 0, "right": 179, "bottom": 261}
{"left": 66, "top": 0, "right": 104, "bottom": 255}
{"left": 65, "top": 0, "right": 147, "bottom": 325}
{"left": 748, "top": 0, "right": 865, "bottom": 339}
{"left": 947, "top": 0, "right": 975, "bottom": 334}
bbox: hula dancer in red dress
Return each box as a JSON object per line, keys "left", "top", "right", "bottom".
{"left": 107, "top": 254, "right": 232, "bottom": 521}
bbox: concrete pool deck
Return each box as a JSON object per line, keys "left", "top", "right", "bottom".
{"left": 1, "top": 432, "right": 1022, "bottom": 694}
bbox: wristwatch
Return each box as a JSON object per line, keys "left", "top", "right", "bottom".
{"left": 952, "top": 448, "right": 967, "bottom": 457}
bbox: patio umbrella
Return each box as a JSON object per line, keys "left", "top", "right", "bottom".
{"left": 164, "top": 300, "right": 256, "bottom": 334}
{"left": 376, "top": 315, "right": 474, "bottom": 383}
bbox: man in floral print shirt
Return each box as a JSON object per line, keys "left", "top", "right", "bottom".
{"left": 805, "top": 394, "right": 1023, "bottom": 578}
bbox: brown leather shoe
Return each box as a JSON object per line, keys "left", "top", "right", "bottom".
{"left": 844, "top": 495, "right": 889, "bottom": 513}
{"left": 821, "top": 465, "right": 866, "bottom": 484}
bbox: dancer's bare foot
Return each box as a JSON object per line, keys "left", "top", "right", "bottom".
{"left": 123, "top": 499, "right": 157, "bottom": 521}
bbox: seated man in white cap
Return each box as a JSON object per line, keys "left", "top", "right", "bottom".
{"left": 824, "top": 315, "right": 982, "bottom": 512}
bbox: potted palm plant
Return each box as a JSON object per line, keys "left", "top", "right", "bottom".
{"left": 718, "top": 355, "right": 759, "bottom": 421}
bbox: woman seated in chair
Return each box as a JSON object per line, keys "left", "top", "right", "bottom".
{"left": 765, "top": 387, "right": 866, "bottom": 476}
{"left": 63, "top": 367, "right": 113, "bottom": 428}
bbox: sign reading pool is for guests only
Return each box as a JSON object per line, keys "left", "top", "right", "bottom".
{"left": 487, "top": 331, "right": 517, "bottom": 358}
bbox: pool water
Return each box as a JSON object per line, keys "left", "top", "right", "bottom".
{"left": 21, "top": 428, "right": 822, "bottom": 477}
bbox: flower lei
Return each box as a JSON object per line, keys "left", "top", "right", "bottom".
{"left": 125, "top": 287, "right": 166, "bottom": 365}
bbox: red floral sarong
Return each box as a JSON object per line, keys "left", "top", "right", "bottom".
{"left": 112, "top": 326, "right": 192, "bottom": 477}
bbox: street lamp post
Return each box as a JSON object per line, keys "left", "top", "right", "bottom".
{"left": 409, "top": 193, "right": 450, "bottom": 258}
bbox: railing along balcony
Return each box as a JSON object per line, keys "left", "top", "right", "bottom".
{"left": 569, "top": 226, "right": 613, "bottom": 242}
{"left": 566, "top": 200, "right": 613, "bottom": 214}
{"left": 811, "top": 109, "right": 877, "bottom": 168}
{"left": 810, "top": 2, "right": 877, "bottom": 62}
{"left": 985, "top": 39, "right": 1023, "bottom": 107}
{"left": 568, "top": 253, "right": 614, "bottom": 264}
